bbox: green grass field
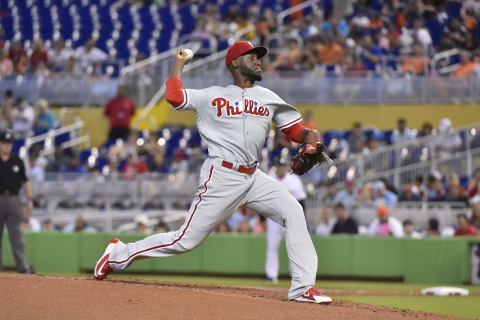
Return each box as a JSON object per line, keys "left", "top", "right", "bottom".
{"left": 110, "top": 274, "right": 480, "bottom": 319}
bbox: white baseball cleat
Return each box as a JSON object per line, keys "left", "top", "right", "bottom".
{"left": 94, "top": 238, "right": 120, "bottom": 280}
{"left": 293, "top": 287, "right": 332, "bottom": 304}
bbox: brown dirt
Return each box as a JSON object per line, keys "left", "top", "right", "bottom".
{"left": 0, "top": 274, "right": 465, "bottom": 320}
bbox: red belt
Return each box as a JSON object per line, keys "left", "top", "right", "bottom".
{"left": 222, "top": 161, "right": 257, "bottom": 175}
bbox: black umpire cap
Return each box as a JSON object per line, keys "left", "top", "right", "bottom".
{"left": 0, "top": 130, "right": 14, "bottom": 143}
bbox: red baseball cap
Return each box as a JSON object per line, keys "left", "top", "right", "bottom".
{"left": 225, "top": 41, "right": 267, "bottom": 67}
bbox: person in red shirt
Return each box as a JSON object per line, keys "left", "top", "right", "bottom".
{"left": 454, "top": 213, "right": 479, "bottom": 237}
{"left": 29, "top": 40, "right": 48, "bottom": 71}
{"left": 104, "top": 86, "right": 136, "bottom": 140}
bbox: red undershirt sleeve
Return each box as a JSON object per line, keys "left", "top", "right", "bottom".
{"left": 281, "top": 123, "right": 306, "bottom": 144}
{"left": 165, "top": 77, "right": 185, "bottom": 108}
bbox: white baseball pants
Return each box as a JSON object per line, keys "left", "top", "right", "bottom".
{"left": 108, "top": 157, "right": 318, "bottom": 299}
{"left": 265, "top": 218, "right": 285, "bottom": 280}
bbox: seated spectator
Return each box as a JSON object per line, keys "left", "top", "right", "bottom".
{"left": 314, "top": 208, "right": 335, "bottom": 236}
{"left": 399, "top": 181, "right": 422, "bottom": 201}
{"left": 29, "top": 39, "right": 48, "bottom": 71}
{"left": 418, "top": 122, "right": 433, "bottom": 137}
{"left": 443, "top": 17, "right": 468, "bottom": 49}
{"left": 452, "top": 52, "right": 477, "bottom": 79}
{"left": 367, "top": 206, "right": 403, "bottom": 237}
{"left": 8, "top": 39, "right": 26, "bottom": 68}
{"left": 372, "top": 180, "right": 398, "bottom": 208}
{"left": 0, "top": 48, "right": 13, "bottom": 76}
{"left": 400, "top": 45, "right": 428, "bottom": 76}
{"left": 74, "top": 37, "right": 108, "bottom": 70}
{"left": 434, "top": 118, "right": 462, "bottom": 159}
{"left": 403, "top": 220, "right": 422, "bottom": 238}
{"left": 468, "top": 168, "right": 480, "bottom": 199}
{"left": 426, "top": 172, "right": 445, "bottom": 201}
{"left": 317, "top": 36, "right": 344, "bottom": 70}
{"left": 104, "top": 86, "right": 136, "bottom": 141}
{"left": 65, "top": 152, "right": 87, "bottom": 174}
{"left": 34, "top": 98, "right": 56, "bottom": 131}
{"left": 327, "top": 130, "right": 349, "bottom": 160}
{"left": 392, "top": 118, "right": 415, "bottom": 144}
{"left": 454, "top": 213, "right": 479, "bottom": 236}
{"left": 0, "top": 89, "right": 14, "bottom": 131}
{"left": 46, "top": 147, "right": 68, "bottom": 172}
{"left": 122, "top": 153, "right": 148, "bottom": 179}
{"left": 170, "top": 150, "right": 189, "bottom": 175}
{"left": 319, "top": 13, "right": 349, "bottom": 39}
{"left": 11, "top": 97, "right": 34, "bottom": 138}
{"left": 28, "top": 152, "right": 45, "bottom": 182}
{"left": 470, "top": 196, "right": 480, "bottom": 230}
{"left": 320, "top": 179, "right": 337, "bottom": 207}
{"left": 425, "top": 218, "right": 441, "bottom": 237}
{"left": 331, "top": 203, "right": 358, "bottom": 234}
{"left": 62, "top": 56, "right": 82, "bottom": 76}
{"left": 270, "top": 38, "right": 303, "bottom": 71}
{"left": 412, "top": 18, "right": 432, "bottom": 50}
{"left": 334, "top": 179, "right": 356, "bottom": 210}
{"left": 63, "top": 215, "right": 97, "bottom": 233}
{"left": 347, "top": 122, "right": 366, "bottom": 153}
{"left": 149, "top": 151, "right": 169, "bottom": 173}
{"left": 359, "top": 35, "right": 384, "bottom": 73}
{"left": 48, "top": 38, "right": 72, "bottom": 71}
{"left": 444, "top": 173, "right": 469, "bottom": 205}
{"left": 134, "top": 214, "right": 152, "bottom": 235}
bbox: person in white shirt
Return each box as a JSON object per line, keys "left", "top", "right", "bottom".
{"left": 11, "top": 97, "right": 34, "bottom": 138}
{"left": 265, "top": 157, "right": 307, "bottom": 283}
{"left": 367, "top": 205, "right": 403, "bottom": 237}
{"left": 74, "top": 37, "right": 108, "bottom": 71}
{"left": 315, "top": 208, "right": 336, "bottom": 236}
{"left": 392, "top": 118, "right": 415, "bottom": 144}
{"left": 403, "top": 219, "right": 422, "bottom": 238}
{"left": 48, "top": 39, "right": 73, "bottom": 71}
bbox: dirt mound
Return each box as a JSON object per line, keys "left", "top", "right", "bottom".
{"left": 0, "top": 274, "right": 462, "bottom": 320}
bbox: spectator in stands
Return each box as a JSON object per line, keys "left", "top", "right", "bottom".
{"left": 444, "top": 173, "right": 469, "bottom": 205}
{"left": 331, "top": 203, "right": 358, "bottom": 234}
{"left": 314, "top": 208, "right": 335, "bottom": 236}
{"left": 392, "top": 118, "right": 415, "bottom": 144}
{"left": 122, "top": 153, "right": 148, "bottom": 179}
{"left": 468, "top": 168, "right": 480, "bottom": 199}
{"left": 454, "top": 213, "right": 479, "bottom": 236}
{"left": 8, "top": 39, "right": 26, "bottom": 69}
{"left": 334, "top": 179, "right": 356, "bottom": 209}
{"left": 104, "top": 86, "right": 136, "bottom": 141}
{"left": 74, "top": 37, "right": 108, "bottom": 70}
{"left": 42, "top": 219, "right": 57, "bottom": 232}
{"left": 0, "top": 90, "right": 13, "bottom": 131}
{"left": 28, "top": 150, "right": 45, "bottom": 182}
{"left": 34, "top": 98, "right": 56, "bottom": 131}
{"left": 170, "top": 149, "right": 189, "bottom": 175}
{"left": 65, "top": 152, "right": 87, "bottom": 174}
{"left": 149, "top": 151, "right": 168, "bottom": 173}
{"left": 319, "top": 13, "right": 349, "bottom": 39}
{"left": 462, "top": 0, "right": 480, "bottom": 17}
{"left": 426, "top": 172, "right": 445, "bottom": 201}
{"left": 0, "top": 48, "right": 13, "bottom": 77}
{"left": 435, "top": 118, "right": 462, "bottom": 159}
{"left": 347, "top": 122, "right": 366, "bottom": 153}
{"left": 372, "top": 180, "right": 398, "bottom": 208}
{"left": 317, "top": 36, "right": 344, "bottom": 71}
{"left": 400, "top": 45, "right": 428, "bottom": 76}
{"left": 359, "top": 35, "right": 383, "bottom": 73}
{"left": 403, "top": 220, "right": 422, "bottom": 238}
{"left": 64, "top": 216, "right": 97, "bottom": 233}
{"left": 46, "top": 147, "right": 67, "bottom": 172}
{"left": 350, "top": 7, "right": 370, "bottom": 31}
{"left": 452, "top": 52, "right": 477, "bottom": 79}
{"left": 368, "top": 205, "right": 403, "bottom": 237}
{"left": 418, "top": 122, "right": 433, "bottom": 137}
{"left": 48, "top": 39, "right": 72, "bottom": 71}
{"left": 29, "top": 40, "right": 48, "bottom": 71}
{"left": 470, "top": 196, "right": 480, "bottom": 230}
{"left": 134, "top": 214, "right": 152, "bottom": 235}
{"left": 320, "top": 179, "right": 337, "bottom": 207}
{"left": 11, "top": 97, "right": 34, "bottom": 138}
{"left": 235, "top": 13, "right": 256, "bottom": 41}
{"left": 444, "top": 17, "right": 468, "bottom": 49}
{"left": 270, "top": 38, "right": 303, "bottom": 71}
{"left": 425, "top": 218, "right": 441, "bottom": 237}
{"left": 62, "top": 56, "right": 82, "bottom": 77}
{"left": 412, "top": 18, "right": 432, "bottom": 51}
{"left": 399, "top": 179, "right": 423, "bottom": 202}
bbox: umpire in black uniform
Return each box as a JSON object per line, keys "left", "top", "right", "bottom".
{"left": 0, "top": 129, "right": 32, "bottom": 273}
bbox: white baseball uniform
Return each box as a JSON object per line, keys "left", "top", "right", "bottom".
{"left": 108, "top": 84, "right": 318, "bottom": 300}
{"left": 265, "top": 169, "right": 307, "bottom": 281}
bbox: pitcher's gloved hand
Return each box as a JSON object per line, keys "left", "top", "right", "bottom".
{"left": 290, "top": 143, "right": 333, "bottom": 175}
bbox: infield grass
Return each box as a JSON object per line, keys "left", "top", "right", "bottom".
{"left": 109, "top": 274, "right": 480, "bottom": 319}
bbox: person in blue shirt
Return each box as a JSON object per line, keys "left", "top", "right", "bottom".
{"left": 34, "top": 98, "right": 56, "bottom": 131}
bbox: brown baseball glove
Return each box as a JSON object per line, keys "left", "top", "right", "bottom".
{"left": 290, "top": 143, "right": 333, "bottom": 175}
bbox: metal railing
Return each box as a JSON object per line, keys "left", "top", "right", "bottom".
{"left": 310, "top": 122, "right": 480, "bottom": 188}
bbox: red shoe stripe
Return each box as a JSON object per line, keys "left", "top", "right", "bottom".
{"left": 109, "top": 166, "right": 214, "bottom": 265}
{"left": 95, "top": 254, "right": 109, "bottom": 276}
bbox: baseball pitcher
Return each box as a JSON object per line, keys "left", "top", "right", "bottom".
{"left": 94, "top": 41, "right": 332, "bottom": 304}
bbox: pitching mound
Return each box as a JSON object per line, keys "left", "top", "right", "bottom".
{"left": 0, "top": 274, "right": 462, "bottom": 320}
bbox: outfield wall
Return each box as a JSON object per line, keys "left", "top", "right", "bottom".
{"left": 1, "top": 233, "right": 475, "bottom": 284}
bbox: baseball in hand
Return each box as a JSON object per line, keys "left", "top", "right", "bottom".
{"left": 184, "top": 48, "right": 194, "bottom": 60}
